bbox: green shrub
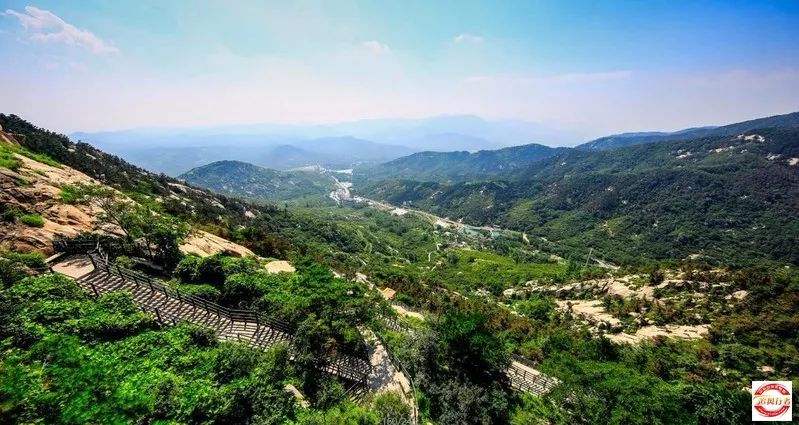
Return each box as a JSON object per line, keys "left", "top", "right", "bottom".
{"left": 0, "top": 258, "right": 26, "bottom": 288}
{"left": 1, "top": 203, "right": 22, "bottom": 222}
{"left": 176, "top": 283, "right": 221, "bottom": 301}
{"left": 373, "top": 392, "right": 411, "bottom": 424}
{"left": 173, "top": 255, "right": 201, "bottom": 282}
{"left": 196, "top": 255, "right": 225, "bottom": 285}
{"left": 113, "top": 255, "right": 135, "bottom": 269}
{"left": 6, "top": 273, "right": 84, "bottom": 302}
{"left": 214, "top": 343, "right": 262, "bottom": 383}
{"left": 1, "top": 251, "right": 47, "bottom": 269}
{"left": 221, "top": 256, "right": 260, "bottom": 275}
{"left": 394, "top": 292, "right": 415, "bottom": 306}
{"left": 174, "top": 255, "right": 228, "bottom": 287}
{"left": 58, "top": 184, "right": 83, "bottom": 204}
{"left": 68, "top": 292, "right": 155, "bottom": 340}
{"left": 19, "top": 213, "right": 44, "bottom": 227}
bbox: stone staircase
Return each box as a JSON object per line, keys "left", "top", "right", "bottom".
{"left": 70, "top": 253, "right": 372, "bottom": 388}
{"left": 506, "top": 355, "right": 560, "bottom": 395}
{"left": 77, "top": 270, "right": 290, "bottom": 348}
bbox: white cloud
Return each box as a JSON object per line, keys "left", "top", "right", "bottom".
{"left": 361, "top": 40, "right": 390, "bottom": 54}
{"left": 463, "top": 70, "right": 632, "bottom": 85}
{"left": 550, "top": 70, "right": 632, "bottom": 83}
{"left": 453, "top": 33, "right": 484, "bottom": 43}
{"left": 4, "top": 6, "right": 118, "bottom": 53}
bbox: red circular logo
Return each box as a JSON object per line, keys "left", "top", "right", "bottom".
{"left": 753, "top": 382, "right": 791, "bottom": 418}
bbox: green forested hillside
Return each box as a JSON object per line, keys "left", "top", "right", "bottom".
{"left": 362, "top": 127, "right": 799, "bottom": 265}
{"left": 575, "top": 111, "right": 799, "bottom": 151}
{"left": 180, "top": 160, "right": 336, "bottom": 201}
{"left": 2, "top": 114, "right": 799, "bottom": 424}
{"left": 356, "top": 143, "right": 566, "bottom": 183}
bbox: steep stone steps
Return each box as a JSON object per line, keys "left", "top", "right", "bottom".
{"left": 73, "top": 261, "right": 368, "bottom": 388}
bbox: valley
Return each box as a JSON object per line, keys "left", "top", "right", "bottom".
{"left": 1, "top": 111, "right": 797, "bottom": 425}
{"left": 3, "top": 2, "right": 798, "bottom": 423}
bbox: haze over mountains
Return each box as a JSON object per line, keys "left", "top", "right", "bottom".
{"left": 71, "top": 111, "right": 799, "bottom": 179}
{"left": 70, "top": 115, "right": 584, "bottom": 176}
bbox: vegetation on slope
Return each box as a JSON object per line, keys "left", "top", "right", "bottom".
{"left": 179, "top": 160, "right": 336, "bottom": 201}
{"left": 3, "top": 113, "right": 799, "bottom": 424}
{"left": 362, "top": 127, "right": 799, "bottom": 266}
{"left": 575, "top": 110, "right": 799, "bottom": 151}
{"left": 356, "top": 143, "right": 566, "bottom": 183}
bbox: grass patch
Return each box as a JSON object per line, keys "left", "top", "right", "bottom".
{"left": 19, "top": 213, "right": 45, "bottom": 227}
{"left": 0, "top": 145, "right": 22, "bottom": 169}
{"left": 430, "top": 248, "right": 567, "bottom": 295}
{"left": 59, "top": 184, "right": 83, "bottom": 204}
{"left": 0, "top": 143, "right": 61, "bottom": 169}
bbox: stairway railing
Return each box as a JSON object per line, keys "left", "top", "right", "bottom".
{"left": 52, "top": 239, "right": 372, "bottom": 388}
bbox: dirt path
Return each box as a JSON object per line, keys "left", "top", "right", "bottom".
{"left": 360, "top": 328, "right": 413, "bottom": 398}
{"left": 392, "top": 304, "right": 424, "bottom": 321}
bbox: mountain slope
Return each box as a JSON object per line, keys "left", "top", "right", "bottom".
{"left": 0, "top": 126, "right": 254, "bottom": 257}
{"left": 1, "top": 114, "right": 413, "bottom": 272}
{"left": 576, "top": 111, "right": 799, "bottom": 151}
{"left": 362, "top": 127, "right": 799, "bottom": 265}
{"left": 357, "top": 143, "right": 567, "bottom": 183}
{"left": 180, "top": 160, "right": 335, "bottom": 200}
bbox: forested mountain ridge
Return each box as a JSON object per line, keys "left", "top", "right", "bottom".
{"left": 179, "top": 160, "right": 336, "bottom": 201}
{"left": 356, "top": 143, "right": 567, "bottom": 183}
{"left": 362, "top": 127, "right": 799, "bottom": 265}
{"left": 357, "top": 111, "right": 799, "bottom": 184}
{"left": 576, "top": 110, "right": 799, "bottom": 151}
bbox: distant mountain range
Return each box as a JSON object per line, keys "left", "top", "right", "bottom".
{"left": 68, "top": 132, "right": 413, "bottom": 176}
{"left": 69, "top": 115, "right": 584, "bottom": 176}
{"left": 88, "top": 110, "right": 799, "bottom": 266}
{"left": 355, "top": 111, "right": 799, "bottom": 184}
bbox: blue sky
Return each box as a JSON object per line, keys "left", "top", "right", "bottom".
{"left": 1, "top": 0, "right": 798, "bottom": 138}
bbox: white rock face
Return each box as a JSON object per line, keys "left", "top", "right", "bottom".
{"left": 736, "top": 133, "right": 765, "bottom": 143}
